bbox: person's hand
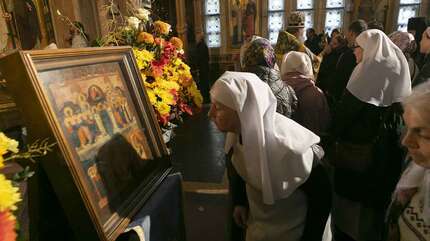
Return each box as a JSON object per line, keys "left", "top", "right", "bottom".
{"left": 233, "top": 205, "right": 248, "bottom": 228}
{"left": 321, "top": 45, "right": 332, "bottom": 56}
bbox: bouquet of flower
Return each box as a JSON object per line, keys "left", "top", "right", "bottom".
{"left": 0, "top": 133, "right": 55, "bottom": 241}
{"left": 96, "top": 3, "right": 203, "bottom": 128}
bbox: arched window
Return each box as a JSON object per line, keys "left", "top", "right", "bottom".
{"left": 204, "top": 0, "right": 221, "bottom": 48}
{"left": 268, "top": 0, "right": 285, "bottom": 44}
{"left": 325, "top": 0, "right": 344, "bottom": 34}
{"left": 397, "top": 0, "right": 422, "bottom": 31}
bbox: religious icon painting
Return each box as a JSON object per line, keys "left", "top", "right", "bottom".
{"left": 0, "top": 47, "right": 171, "bottom": 241}
{"left": 228, "top": 0, "right": 260, "bottom": 49}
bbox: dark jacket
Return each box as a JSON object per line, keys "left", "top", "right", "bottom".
{"left": 412, "top": 55, "right": 430, "bottom": 87}
{"left": 326, "top": 48, "right": 357, "bottom": 112}
{"left": 316, "top": 46, "right": 348, "bottom": 93}
{"left": 330, "top": 91, "right": 405, "bottom": 208}
{"left": 246, "top": 65, "right": 298, "bottom": 118}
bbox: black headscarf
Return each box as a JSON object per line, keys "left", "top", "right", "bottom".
{"left": 407, "top": 17, "right": 428, "bottom": 44}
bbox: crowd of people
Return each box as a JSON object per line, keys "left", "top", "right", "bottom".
{"left": 208, "top": 11, "right": 430, "bottom": 241}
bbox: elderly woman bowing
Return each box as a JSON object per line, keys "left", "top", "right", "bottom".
{"left": 209, "top": 71, "right": 320, "bottom": 241}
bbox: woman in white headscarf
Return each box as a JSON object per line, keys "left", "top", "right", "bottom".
{"left": 209, "top": 71, "right": 320, "bottom": 241}
{"left": 281, "top": 51, "right": 330, "bottom": 136}
{"left": 385, "top": 81, "right": 430, "bottom": 241}
{"left": 281, "top": 51, "right": 332, "bottom": 241}
{"left": 329, "top": 29, "right": 412, "bottom": 241}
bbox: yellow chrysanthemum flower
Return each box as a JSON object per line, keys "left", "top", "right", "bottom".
{"left": 158, "top": 80, "right": 180, "bottom": 91}
{"left": 133, "top": 49, "right": 154, "bottom": 70}
{"left": 154, "top": 88, "right": 175, "bottom": 105}
{"left": 146, "top": 89, "right": 157, "bottom": 105}
{"left": 155, "top": 101, "right": 171, "bottom": 116}
{"left": 0, "top": 133, "right": 18, "bottom": 154}
{"left": 188, "top": 82, "right": 203, "bottom": 108}
{"left": 0, "top": 174, "right": 21, "bottom": 212}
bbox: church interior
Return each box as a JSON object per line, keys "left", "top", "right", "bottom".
{"left": 0, "top": 0, "right": 430, "bottom": 241}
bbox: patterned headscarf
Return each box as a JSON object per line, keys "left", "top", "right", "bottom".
{"left": 274, "top": 31, "right": 305, "bottom": 64}
{"left": 243, "top": 38, "right": 276, "bottom": 69}
{"left": 389, "top": 31, "right": 416, "bottom": 57}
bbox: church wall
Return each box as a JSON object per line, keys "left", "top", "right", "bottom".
{"left": 184, "top": 0, "right": 429, "bottom": 85}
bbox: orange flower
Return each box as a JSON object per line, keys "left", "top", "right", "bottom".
{"left": 170, "top": 37, "right": 183, "bottom": 50}
{"left": 0, "top": 211, "right": 16, "bottom": 241}
{"left": 153, "top": 20, "right": 171, "bottom": 35}
{"left": 137, "top": 32, "right": 154, "bottom": 44}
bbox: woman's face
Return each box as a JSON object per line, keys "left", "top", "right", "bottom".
{"left": 353, "top": 45, "right": 363, "bottom": 63}
{"left": 420, "top": 31, "right": 430, "bottom": 54}
{"left": 330, "top": 38, "right": 340, "bottom": 50}
{"left": 402, "top": 106, "right": 430, "bottom": 169}
{"left": 208, "top": 101, "right": 240, "bottom": 133}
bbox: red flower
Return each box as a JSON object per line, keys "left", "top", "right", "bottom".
{"left": 158, "top": 114, "right": 170, "bottom": 126}
{"left": 154, "top": 37, "right": 165, "bottom": 46}
{"left": 0, "top": 211, "right": 17, "bottom": 241}
{"left": 151, "top": 64, "right": 163, "bottom": 77}
{"left": 179, "top": 102, "right": 193, "bottom": 116}
{"left": 170, "top": 89, "right": 178, "bottom": 103}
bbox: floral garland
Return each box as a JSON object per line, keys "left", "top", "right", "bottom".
{"left": 97, "top": 5, "right": 203, "bottom": 128}
{"left": 0, "top": 133, "right": 55, "bottom": 241}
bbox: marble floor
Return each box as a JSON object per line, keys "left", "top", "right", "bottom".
{"left": 170, "top": 105, "right": 231, "bottom": 241}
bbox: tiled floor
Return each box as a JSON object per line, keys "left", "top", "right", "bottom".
{"left": 170, "top": 106, "right": 230, "bottom": 241}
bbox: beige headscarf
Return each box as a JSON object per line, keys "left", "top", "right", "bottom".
{"left": 281, "top": 51, "right": 314, "bottom": 78}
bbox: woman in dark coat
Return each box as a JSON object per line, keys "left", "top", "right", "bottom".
{"left": 412, "top": 27, "right": 430, "bottom": 87}
{"left": 241, "top": 37, "right": 298, "bottom": 117}
{"left": 329, "top": 29, "right": 411, "bottom": 241}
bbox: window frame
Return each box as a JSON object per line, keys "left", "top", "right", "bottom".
{"left": 324, "top": 0, "right": 345, "bottom": 34}
{"left": 268, "top": 0, "right": 286, "bottom": 44}
{"left": 203, "top": 0, "right": 222, "bottom": 48}
{"left": 296, "top": 0, "right": 315, "bottom": 30}
{"left": 396, "top": 0, "right": 422, "bottom": 31}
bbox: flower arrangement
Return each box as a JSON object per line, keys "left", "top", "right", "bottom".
{"left": 0, "top": 133, "right": 55, "bottom": 241}
{"left": 95, "top": 2, "right": 203, "bottom": 129}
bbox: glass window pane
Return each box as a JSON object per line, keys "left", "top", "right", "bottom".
{"left": 324, "top": 10, "right": 343, "bottom": 34}
{"left": 269, "top": 31, "right": 280, "bottom": 44}
{"left": 303, "top": 10, "right": 314, "bottom": 29}
{"left": 326, "top": 0, "right": 344, "bottom": 8}
{"left": 397, "top": 24, "right": 408, "bottom": 32}
{"left": 297, "top": 0, "right": 313, "bottom": 10}
{"left": 269, "top": 11, "right": 284, "bottom": 44}
{"left": 206, "top": 33, "right": 221, "bottom": 48}
{"left": 397, "top": 5, "right": 419, "bottom": 25}
{"left": 205, "top": 0, "right": 220, "bottom": 15}
{"left": 268, "top": 12, "right": 284, "bottom": 31}
{"left": 269, "top": 0, "right": 284, "bottom": 11}
{"left": 206, "top": 16, "right": 221, "bottom": 33}
{"left": 400, "top": 0, "right": 421, "bottom": 4}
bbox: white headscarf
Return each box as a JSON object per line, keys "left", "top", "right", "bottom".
{"left": 210, "top": 71, "right": 320, "bottom": 204}
{"left": 280, "top": 51, "right": 314, "bottom": 78}
{"left": 346, "top": 29, "right": 412, "bottom": 106}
